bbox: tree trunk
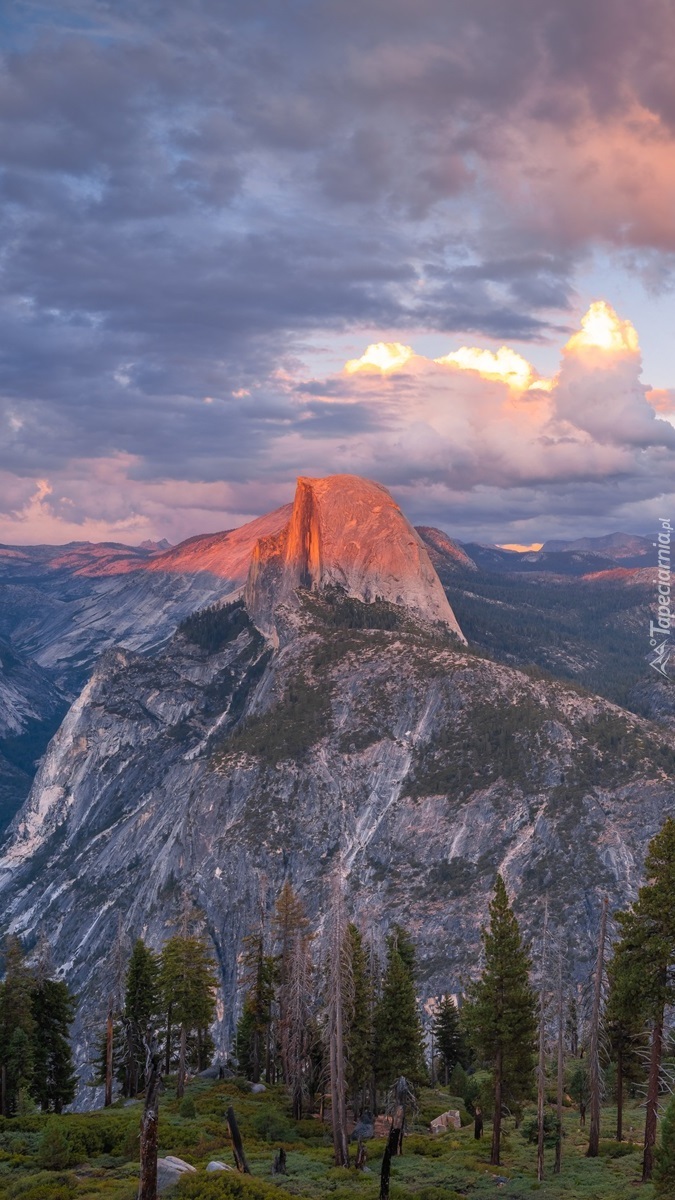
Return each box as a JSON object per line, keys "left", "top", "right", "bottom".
{"left": 176, "top": 1023, "right": 187, "bottom": 1099}
{"left": 105, "top": 1005, "right": 114, "bottom": 1107}
{"left": 227, "top": 1106, "right": 251, "bottom": 1173}
{"left": 587, "top": 897, "right": 608, "bottom": 1158}
{"left": 138, "top": 1038, "right": 161, "bottom": 1200}
{"left": 536, "top": 992, "right": 546, "bottom": 1181}
{"left": 642, "top": 1010, "right": 664, "bottom": 1183}
{"left": 1, "top": 1065, "right": 6, "bottom": 1118}
{"left": 329, "top": 998, "right": 350, "bottom": 1166}
{"left": 536, "top": 901, "right": 548, "bottom": 1181}
{"left": 164, "top": 1004, "right": 172, "bottom": 1077}
{"left": 327, "top": 874, "right": 350, "bottom": 1168}
{"left": 554, "top": 957, "right": 564, "bottom": 1175}
{"left": 616, "top": 1047, "right": 623, "bottom": 1143}
{"left": 252, "top": 1028, "right": 260, "bottom": 1084}
{"left": 379, "top": 1123, "right": 400, "bottom": 1200}
{"left": 491, "top": 1050, "right": 503, "bottom": 1166}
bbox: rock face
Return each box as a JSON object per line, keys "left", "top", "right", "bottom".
{"left": 0, "top": 473, "right": 672, "bottom": 1107}
{"left": 1, "top": 586, "right": 674, "bottom": 1105}
{"left": 0, "top": 506, "right": 291, "bottom": 693}
{"left": 0, "top": 639, "right": 67, "bottom": 832}
{"left": 245, "top": 475, "right": 465, "bottom": 641}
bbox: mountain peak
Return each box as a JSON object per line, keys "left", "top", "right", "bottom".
{"left": 245, "top": 473, "right": 465, "bottom": 640}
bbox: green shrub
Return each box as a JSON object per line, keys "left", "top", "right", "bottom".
{"left": 180, "top": 1097, "right": 197, "bottom": 1119}
{"left": 36, "top": 1122, "right": 77, "bottom": 1170}
{"left": 655, "top": 1094, "right": 675, "bottom": 1195}
{"left": 598, "top": 1139, "right": 641, "bottom": 1158}
{"left": 294, "top": 1118, "right": 324, "bottom": 1139}
{"left": 178, "top": 1173, "right": 295, "bottom": 1199}
{"left": 251, "top": 1107, "right": 294, "bottom": 1143}
{"left": 402, "top": 1134, "right": 448, "bottom": 1157}
{"left": 4, "top": 1176, "right": 76, "bottom": 1200}
{"left": 521, "top": 1113, "right": 559, "bottom": 1148}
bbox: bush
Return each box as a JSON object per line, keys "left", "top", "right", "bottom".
{"left": 402, "top": 1134, "right": 448, "bottom": 1157}
{"left": 180, "top": 1097, "right": 197, "bottom": 1119}
{"left": 36, "top": 1122, "right": 78, "bottom": 1170}
{"left": 178, "top": 1174, "right": 295, "bottom": 1199}
{"left": 294, "top": 1118, "right": 324, "bottom": 1139}
{"left": 521, "top": 1113, "right": 559, "bottom": 1148}
{"left": 251, "top": 1107, "right": 295, "bottom": 1143}
{"left": 598, "top": 1139, "right": 640, "bottom": 1158}
{"left": 4, "top": 1177, "right": 76, "bottom": 1200}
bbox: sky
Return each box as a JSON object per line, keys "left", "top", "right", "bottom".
{"left": 1, "top": 0, "right": 675, "bottom": 547}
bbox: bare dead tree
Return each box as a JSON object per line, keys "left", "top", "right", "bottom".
{"left": 138, "top": 1032, "right": 161, "bottom": 1200}
{"left": 287, "top": 929, "right": 313, "bottom": 1119}
{"left": 643, "top": 997, "right": 665, "bottom": 1183}
{"left": 227, "top": 1106, "right": 251, "bottom": 1173}
{"left": 386, "top": 1076, "right": 417, "bottom": 1157}
{"left": 326, "top": 867, "right": 352, "bottom": 1168}
{"left": 379, "top": 1122, "right": 401, "bottom": 1200}
{"left": 586, "top": 896, "right": 608, "bottom": 1158}
{"left": 554, "top": 950, "right": 564, "bottom": 1174}
{"left": 536, "top": 900, "right": 549, "bottom": 1182}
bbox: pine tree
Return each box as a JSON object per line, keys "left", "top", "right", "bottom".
{"left": 159, "top": 934, "right": 219, "bottom": 1097}
{"left": 374, "top": 926, "right": 426, "bottom": 1089}
{"left": 30, "top": 979, "right": 77, "bottom": 1113}
{"left": 286, "top": 929, "right": 313, "bottom": 1119}
{"left": 464, "top": 875, "right": 537, "bottom": 1166}
{"left": 345, "top": 923, "right": 374, "bottom": 1114}
{"left": 433, "top": 996, "right": 464, "bottom": 1086}
{"left": 0, "top": 936, "right": 35, "bottom": 1115}
{"left": 654, "top": 1092, "right": 675, "bottom": 1197}
{"left": 605, "top": 942, "right": 647, "bottom": 1143}
{"left": 273, "top": 881, "right": 309, "bottom": 1085}
{"left": 613, "top": 817, "right": 675, "bottom": 1181}
{"left": 123, "top": 939, "right": 160, "bottom": 1097}
{"left": 238, "top": 929, "right": 276, "bottom": 1084}
{"left": 325, "top": 871, "right": 350, "bottom": 1168}
{"left": 235, "top": 997, "right": 257, "bottom": 1079}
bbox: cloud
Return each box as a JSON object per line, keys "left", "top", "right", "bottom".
{"left": 1, "top": 2, "right": 675, "bottom": 542}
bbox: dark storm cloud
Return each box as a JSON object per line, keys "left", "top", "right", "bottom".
{"left": 1, "top": 0, "right": 675, "bottom": 540}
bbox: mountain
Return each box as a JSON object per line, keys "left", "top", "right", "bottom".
{"left": 0, "top": 639, "right": 67, "bottom": 830}
{"left": 245, "top": 475, "right": 465, "bottom": 640}
{"left": 0, "top": 507, "right": 291, "bottom": 694}
{"left": 415, "top": 526, "right": 478, "bottom": 576}
{"left": 542, "top": 532, "right": 652, "bottom": 560}
{"left": 0, "top": 473, "right": 672, "bottom": 1105}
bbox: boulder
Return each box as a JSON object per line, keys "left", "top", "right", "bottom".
{"left": 430, "top": 1109, "right": 461, "bottom": 1134}
{"left": 206, "top": 1161, "right": 235, "bottom": 1172}
{"left": 250, "top": 1082, "right": 266, "bottom": 1093}
{"left": 157, "top": 1156, "right": 196, "bottom": 1192}
{"left": 351, "top": 1112, "right": 375, "bottom": 1141}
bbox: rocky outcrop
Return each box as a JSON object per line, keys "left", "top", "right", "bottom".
{"left": 0, "top": 506, "right": 291, "bottom": 693}
{"left": 0, "top": 589, "right": 673, "bottom": 1104}
{"left": 416, "top": 526, "right": 478, "bottom": 575}
{"left": 245, "top": 475, "right": 465, "bottom": 641}
{"left": 0, "top": 639, "right": 67, "bottom": 832}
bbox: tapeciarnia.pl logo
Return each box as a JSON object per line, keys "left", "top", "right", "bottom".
{"left": 649, "top": 517, "right": 673, "bottom": 679}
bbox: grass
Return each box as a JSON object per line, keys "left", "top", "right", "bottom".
{"left": 0, "top": 1080, "right": 657, "bottom": 1200}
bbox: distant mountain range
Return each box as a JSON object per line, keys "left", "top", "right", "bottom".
{"left": 0, "top": 474, "right": 672, "bottom": 1105}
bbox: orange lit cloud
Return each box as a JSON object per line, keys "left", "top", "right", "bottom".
{"left": 564, "top": 301, "right": 639, "bottom": 357}
{"left": 434, "top": 345, "right": 536, "bottom": 390}
{"left": 344, "top": 342, "right": 414, "bottom": 374}
{"left": 647, "top": 388, "right": 675, "bottom": 415}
